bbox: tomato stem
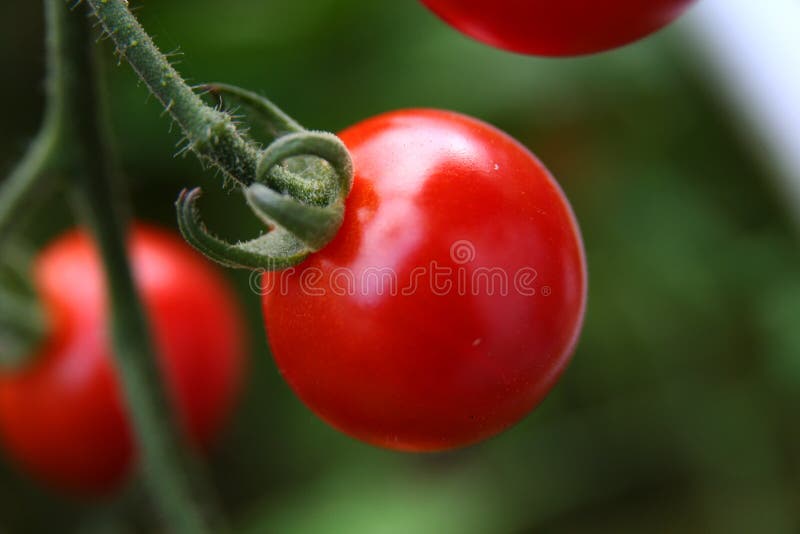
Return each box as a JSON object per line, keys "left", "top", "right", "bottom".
{"left": 53, "top": 1, "right": 213, "bottom": 532}
{"left": 0, "top": 0, "right": 86, "bottom": 366}
{"left": 81, "top": 0, "right": 354, "bottom": 271}
{"left": 84, "top": 0, "right": 260, "bottom": 186}
{"left": 0, "top": 0, "right": 80, "bottom": 246}
{"left": 0, "top": 131, "right": 59, "bottom": 246}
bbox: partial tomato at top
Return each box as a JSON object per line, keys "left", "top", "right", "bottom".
{"left": 262, "top": 109, "right": 587, "bottom": 452}
{"left": 0, "top": 225, "right": 246, "bottom": 495}
{"left": 420, "top": 0, "right": 697, "bottom": 56}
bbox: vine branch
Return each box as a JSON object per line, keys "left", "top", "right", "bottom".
{"left": 0, "top": 0, "right": 75, "bottom": 244}
{"left": 57, "top": 1, "right": 211, "bottom": 531}
{"left": 83, "top": 0, "right": 260, "bottom": 186}
{"left": 77, "top": 0, "right": 354, "bottom": 271}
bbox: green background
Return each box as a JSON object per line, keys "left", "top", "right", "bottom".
{"left": 1, "top": 1, "right": 798, "bottom": 532}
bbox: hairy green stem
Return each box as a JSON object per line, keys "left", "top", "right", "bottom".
{"left": 83, "top": 0, "right": 259, "bottom": 185}
{"left": 80, "top": 0, "right": 355, "bottom": 271}
{"left": 56, "top": 1, "right": 210, "bottom": 531}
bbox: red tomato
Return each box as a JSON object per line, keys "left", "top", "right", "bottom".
{"left": 0, "top": 225, "right": 245, "bottom": 495}
{"left": 262, "top": 109, "right": 586, "bottom": 451}
{"left": 420, "top": 0, "right": 696, "bottom": 56}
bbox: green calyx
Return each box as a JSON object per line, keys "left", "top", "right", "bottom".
{"left": 0, "top": 246, "right": 46, "bottom": 370}
{"left": 177, "top": 84, "right": 354, "bottom": 271}
{"left": 0, "top": 294, "right": 46, "bottom": 370}
{"left": 83, "top": 0, "right": 352, "bottom": 271}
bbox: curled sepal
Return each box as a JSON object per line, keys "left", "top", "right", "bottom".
{"left": 176, "top": 188, "right": 310, "bottom": 270}
{"left": 256, "top": 131, "right": 354, "bottom": 203}
{"left": 245, "top": 183, "right": 344, "bottom": 253}
{"left": 204, "top": 83, "right": 304, "bottom": 139}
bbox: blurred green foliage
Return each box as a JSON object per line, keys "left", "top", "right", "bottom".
{"left": 1, "top": 1, "right": 798, "bottom": 532}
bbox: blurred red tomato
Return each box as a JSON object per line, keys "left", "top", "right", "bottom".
{"left": 420, "top": 0, "right": 697, "bottom": 56}
{"left": 0, "top": 225, "right": 246, "bottom": 495}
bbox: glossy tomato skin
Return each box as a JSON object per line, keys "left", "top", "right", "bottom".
{"left": 0, "top": 225, "right": 245, "bottom": 495}
{"left": 420, "top": 0, "right": 696, "bottom": 56}
{"left": 262, "top": 109, "right": 586, "bottom": 451}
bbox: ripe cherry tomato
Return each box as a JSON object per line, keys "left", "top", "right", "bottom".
{"left": 262, "top": 109, "right": 586, "bottom": 451}
{"left": 0, "top": 225, "right": 245, "bottom": 495}
{"left": 420, "top": 0, "right": 696, "bottom": 56}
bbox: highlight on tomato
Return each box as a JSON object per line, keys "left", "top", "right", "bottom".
{"left": 420, "top": 0, "right": 697, "bottom": 56}
{"left": 261, "top": 109, "right": 587, "bottom": 452}
{"left": 0, "top": 225, "right": 246, "bottom": 495}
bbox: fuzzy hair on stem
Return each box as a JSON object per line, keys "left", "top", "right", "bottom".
{"left": 82, "top": 0, "right": 260, "bottom": 186}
